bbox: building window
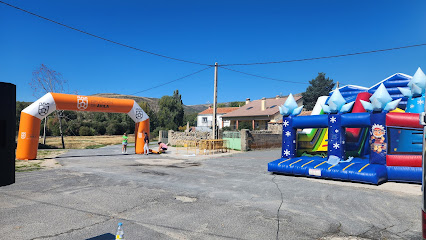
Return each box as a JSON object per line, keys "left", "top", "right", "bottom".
{"left": 202, "top": 117, "right": 207, "bottom": 123}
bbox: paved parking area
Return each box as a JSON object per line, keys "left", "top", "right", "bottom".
{"left": 0, "top": 145, "right": 422, "bottom": 239}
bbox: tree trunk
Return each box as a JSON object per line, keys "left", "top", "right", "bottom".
{"left": 57, "top": 112, "right": 65, "bottom": 149}
{"left": 43, "top": 117, "right": 47, "bottom": 145}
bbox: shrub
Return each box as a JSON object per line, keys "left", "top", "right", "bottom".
{"left": 106, "top": 122, "right": 123, "bottom": 135}
{"left": 79, "top": 126, "right": 94, "bottom": 136}
{"left": 238, "top": 122, "right": 252, "bottom": 131}
{"left": 222, "top": 126, "right": 232, "bottom": 131}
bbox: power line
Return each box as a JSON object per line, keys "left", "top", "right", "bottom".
{"left": 220, "top": 66, "right": 309, "bottom": 84}
{"left": 0, "top": 1, "right": 211, "bottom": 67}
{"left": 221, "top": 43, "right": 426, "bottom": 66}
{"left": 129, "top": 66, "right": 212, "bottom": 95}
{"left": 3, "top": 0, "right": 425, "bottom": 69}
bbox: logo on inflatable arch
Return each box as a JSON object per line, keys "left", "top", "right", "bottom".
{"left": 77, "top": 96, "right": 89, "bottom": 110}
{"left": 21, "top": 132, "right": 26, "bottom": 139}
{"left": 38, "top": 102, "right": 49, "bottom": 116}
{"left": 135, "top": 108, "right": 144, "bottom": 119}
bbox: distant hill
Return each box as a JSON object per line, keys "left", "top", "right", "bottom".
{"left": 91, "top": 93, "right": 209, "bottom": 114}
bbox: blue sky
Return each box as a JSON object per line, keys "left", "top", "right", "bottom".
{"left": 1, "top": 0, "right": 426, "bottom": 105}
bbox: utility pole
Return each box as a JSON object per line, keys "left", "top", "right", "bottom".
{"left": 336, "top": 81, "right": 339, "bottom": 89}
{"left": 212, "top": 62, "right": 218, "bottom": 139}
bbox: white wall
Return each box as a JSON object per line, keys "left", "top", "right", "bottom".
{"left": 197, "top": 115, "right": 212, "bottom": 127}
{"left": 197, "top": 114, "right": 227, "bottom": 129}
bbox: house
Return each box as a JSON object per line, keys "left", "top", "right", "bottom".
{"left": 222, "top": 95, "right": 303, "bottom": 130}
{"left": 196, "top": 106, "right": 239, "bottom": 131}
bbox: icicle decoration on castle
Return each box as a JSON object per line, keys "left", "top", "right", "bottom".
{"left": 278, "top": 94, "right": 303, "bottom": 158}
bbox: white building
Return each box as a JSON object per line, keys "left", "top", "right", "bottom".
{"left": 196, "top": 107, "right": 239, "bottom": 131}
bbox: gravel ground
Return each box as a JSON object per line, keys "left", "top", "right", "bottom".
{"left": 0, "top": 144, "right": 422, "bottom": 239}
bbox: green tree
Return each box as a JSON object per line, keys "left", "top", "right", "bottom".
{"left": 138, "top": 101, "right": 158, "bottom": 132}
{"left": 238, "top": 121, "right": 252, "bottom": 130}
{"left": 183, "top": 112, "right": 198, "bottom": 126}
{"left": 302, "top": 73, "right": 335, "bottom": 111}
{"left": 157, "top": 90, "right": 184, "bottom": 130}
{"left": 229, "top": 101, "right": 245, "bottom": 107}
{"left": 106, "top": 121, "right": 123, "bottom": 135}
{"left": 79, "top": 126, "right": 94, "bottom": 136}
{"left": 217, "top": 103, "right": 227, "bottom": 108}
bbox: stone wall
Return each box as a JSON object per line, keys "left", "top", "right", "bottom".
{"left": 268, "top": 123, "right": 282, "bottom": 134}
{"left": 168, "top": 130, "right": 222, "bottom": 146}
{"left": 240, "top": 129, "right": 282, "bottom": 150}
{"left": 167, "top": 129, "right": 281, "bottom": 150}
{"left": 250, "top": 131, "right": 282, "bottom": 149}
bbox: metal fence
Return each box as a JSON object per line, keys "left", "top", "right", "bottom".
{"left": 175, "top": 139, "right": 229, "bottom": 155}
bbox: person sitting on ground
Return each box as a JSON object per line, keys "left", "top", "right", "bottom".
{"left": 158, "top": 142, "right": 168, "bottom": 153}
{"left": 122, "top": 133, "right": 128, "bottom": 153}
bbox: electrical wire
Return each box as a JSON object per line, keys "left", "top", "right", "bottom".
{"left": 221, "top": 43, "right": 426, "bottom": 66}
{"left": 220, "top": 66, "right": 309, "bottom": 84}
{"left": 3, "top": 0, "right": 426, "bottom": 69}
{"left": 0, "top": 1, "right": 211, "bottom": 67}
{"left": 129, "top": 66, "right": 212, "bottom": 95}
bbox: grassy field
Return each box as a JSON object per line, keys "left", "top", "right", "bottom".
{"left": 15, "top": 150, "right": 67, "bottom": 172}
{"left": 41, "top": 134, "right": 135, "bottom": 149}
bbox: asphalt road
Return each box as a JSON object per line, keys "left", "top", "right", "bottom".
{"left": 0, "top": 145, "right": 422, "bottom": 240}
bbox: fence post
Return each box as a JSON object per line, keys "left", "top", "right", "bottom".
{"left": 240, "top": 129, "right": 250, "bottom": 151}
{"left": 168, "top": 130, "right": 174, "bottom": 146}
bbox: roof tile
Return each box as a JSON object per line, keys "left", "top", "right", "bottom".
{"left": 222, "top": 95, "right": 302, "bottom": 118}
{"left": 198, "top": 107, "right": 239, "bottom": 115}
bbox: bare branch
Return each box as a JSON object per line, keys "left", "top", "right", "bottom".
{"left": 30, "top": 63, "right": 69, "bottom": 98}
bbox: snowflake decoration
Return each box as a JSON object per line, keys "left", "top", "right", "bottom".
{"left": 410, "top": 104, "right": 415, "bottom": 109}
{"left": 283, "top": 149, "right": 291, "bottom": 156}
{"left": 333, "top": 143, "right": 340, "bottom": 149}
{"left": 335, "top": 129, "right": 339, "bottom": 133}
{"left": 418, "top": 99, "right": 424, "bottom": 105}
{"left": 330, "top": 116, "right": 337, "bottom": 123}
{"left": 283, "top": 120, "right": 289, "bottom": 127}
{"left": 285, "top": 131, "right": 291, "bottom": 137}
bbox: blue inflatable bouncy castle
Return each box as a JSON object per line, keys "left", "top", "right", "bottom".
{"left": 268, "top": 68, "right": 426, "bottom": 185}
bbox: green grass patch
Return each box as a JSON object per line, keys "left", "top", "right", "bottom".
{"left": 85, "top": 144, "right": 106, "bottom": 149}
{"left": 15, "top": 160, "right": 43, "bottom": 172}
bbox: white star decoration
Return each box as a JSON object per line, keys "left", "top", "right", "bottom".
{"left": 410, "top": 104, "right": 415, "bottom": 109}
{"left": 333, "top": 143, "right": 340, "bottom": 149}
{"left": 283, "top": 149, "right": 290, "bottom": 156}
{"left": 418, "top": 99, "right": 424, "bottom": 105}
{"left": 285, "top": 131, "right": 291, "bottom": 137}
{"left": 283, "top": 120, "right": 289, "bottom": 127}
{"left": 330, "top": 116, "right": 337, "bottom": 123}
{"left": 335, "top": 129, "right": 339, "bottom": 133}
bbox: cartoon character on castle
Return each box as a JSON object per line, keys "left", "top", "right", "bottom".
{"left": 370, "top": 123, "right": 386, "bottom": 153}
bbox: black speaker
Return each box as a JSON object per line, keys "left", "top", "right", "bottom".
{"left": 0, "top": 82, "right": 16, "bottom": 186}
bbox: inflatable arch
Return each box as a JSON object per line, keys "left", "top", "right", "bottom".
{"left": 16, "top": 93, "right": 150, "bottom": 160}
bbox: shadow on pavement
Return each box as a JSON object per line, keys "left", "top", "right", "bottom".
{"left": 86, "top": 233, "right": 115, "bottom": 240}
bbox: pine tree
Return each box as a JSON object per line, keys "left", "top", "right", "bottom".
{"left": 302, "top": 73, "right": 335, "bottom": 110}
